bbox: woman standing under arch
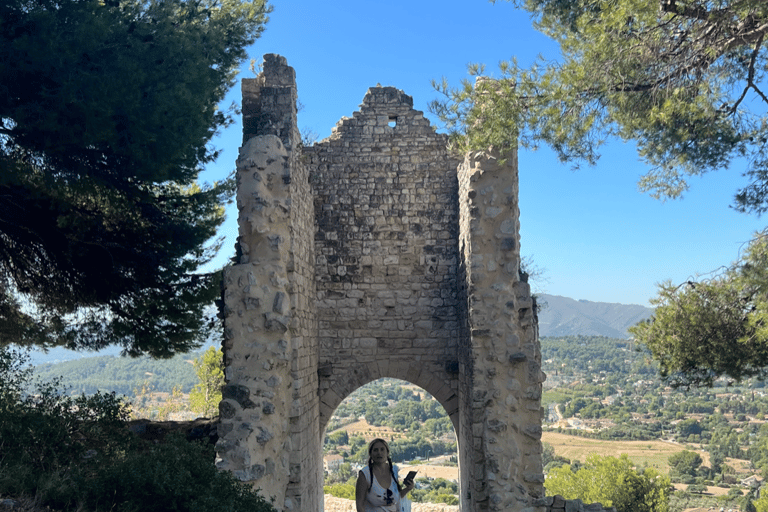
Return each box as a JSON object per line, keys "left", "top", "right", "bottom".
{"left": 355, "top": 438, "right": 415, "bottom": 512}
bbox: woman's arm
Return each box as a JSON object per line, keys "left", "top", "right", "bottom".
{"left": 355, "top": 470, "right": 368, "bottom": 512}
{"left": 398, "top": 467, "right": 415, "bottom": 497}
{"left": 399, "top": 477, "right": 415, "bottom": 497}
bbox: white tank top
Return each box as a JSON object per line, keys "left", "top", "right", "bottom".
{"left": 360, "top": 464, "right": 400, "bottom": 512}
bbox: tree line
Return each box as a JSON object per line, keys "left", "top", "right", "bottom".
{"left": 31, "top": 352, "right": 203, "bottom": 396}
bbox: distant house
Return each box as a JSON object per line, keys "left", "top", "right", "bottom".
{"left": 741, "top": 475, "right": 762, "bottom": 488}
{"left": 323, "top": 454, "right": 344, "bottom": 472}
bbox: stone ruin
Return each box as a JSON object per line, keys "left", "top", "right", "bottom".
{"left": 216, "top": 54, "right": 546, "bottom": 512}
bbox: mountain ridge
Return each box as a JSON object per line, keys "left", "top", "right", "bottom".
{"left": 24, "top": 294, "right": 653, "bottom": 368}
{"left": 536, "top": 294, "right": 653, "bottom": 339}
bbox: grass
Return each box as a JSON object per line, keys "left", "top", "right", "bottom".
{"left": 334, "top": 417, "right": 697, "bottom": 475}
{"left": 543, "top": 432, "right": 690, "bottom": 473}
{"left": 542, "top": 389, "right": 573, "bottom": 407}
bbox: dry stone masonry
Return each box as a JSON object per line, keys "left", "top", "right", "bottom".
{"left": 217, "top": 54, "right": 546, "bottom": 512}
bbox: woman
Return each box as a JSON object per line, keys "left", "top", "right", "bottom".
{"left": 355, "top": 438, "right": 415, "bottom": 512}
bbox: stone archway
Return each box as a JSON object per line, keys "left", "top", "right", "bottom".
{"left": 319, "top": 368, "right": 460, "bottom": 439}
{"left": 216, "top": 54, "right": 545, "bottom": 512}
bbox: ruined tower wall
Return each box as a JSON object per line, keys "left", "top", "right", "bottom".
{"left": 456, "top": 152, "right": 476, "bottom": 509}
{"left": 457, "top": 151, "right": 545, "bottom": 511}
{"left": 284, "top": 98, "right": 321, "bottom": 512}
{"left": 218, "top": 54, "right": 547, "bottom": 512}
{"left": 217, "top": 55, "right": 321, "bottom": 511}
{"left": 304, "top": 88, "right": 464, "bottom": 433}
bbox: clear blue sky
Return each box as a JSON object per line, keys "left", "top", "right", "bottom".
{"left": 201, "top": 0, "right": 765, "bottom": 308}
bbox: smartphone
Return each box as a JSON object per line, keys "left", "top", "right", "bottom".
{"left": 404, "top": 470, "right": 417, "bottom": 483}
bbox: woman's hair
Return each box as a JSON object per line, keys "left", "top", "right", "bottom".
{"left": 366, "top": 438, "right": 402, "bottom": 493}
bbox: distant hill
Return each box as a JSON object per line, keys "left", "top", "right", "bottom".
{"left": 31, "top": 352, "right": 200, "bottom": 396}
{"left": 26, "top": 345, "right": 123, "bottom": 366}
{"left": 23, "top": 295, "right": 650, "bottom": 394}
{"left": 536, "top": 294, "right": 653, "bottom": 339}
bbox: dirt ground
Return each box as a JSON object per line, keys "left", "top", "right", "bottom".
{"left": 324, "top": 495, "right": 458, "bottom": 512}
{"left": 676, "top": 484, "right": 730, "bottom": 496}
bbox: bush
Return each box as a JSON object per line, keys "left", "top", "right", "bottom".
{"left": 545, "top": 454, "right": 670, "bottom": 512}
{"left": 323, "top": 483, "right": 355, "bottom": 500}
{"left": 80, "top": 434, "right": 276, "bottom": 512}
{"left": 0, "top": 347, "right": 276, "bottom": 512}
{"left": 434, "top": 493, "right": 459, "bottom": 505}
{"left": 408, "top": 478, "right": 459, "bottom": 505}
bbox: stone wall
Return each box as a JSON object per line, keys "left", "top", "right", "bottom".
{"left": 218, "top": 133, "right": 296, "bottom": 505}
{"left": 218, "top": 54, "right": 546, "bottom": 511}
{"left": 544, "top": 496, "right": 617, "bottom": 512}
{"left": 456, "top": 151, "right": 545, "bottom": 511}
{"left": 304, "top": 86, "right": 463, "bottom": 434}
{"left": 217, "top": 55, "right": 321, "bottom": 511}
{"left": 242, "top": 54, "right": 299, "bottom": 147}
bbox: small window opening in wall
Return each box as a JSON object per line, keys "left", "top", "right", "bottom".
{"left": 388, "top": 116, "right": 397, "bottom": 128}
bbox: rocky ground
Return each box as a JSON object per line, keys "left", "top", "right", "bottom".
{"left": 324, "top": 495, "right": 459, "bottom": 512}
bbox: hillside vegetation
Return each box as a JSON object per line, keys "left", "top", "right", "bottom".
{"left": 27, "top": 334, "right": 768, "bottom": 511}
{"left": 32, "top": 352, "right": 201, "bottom": 396}
{"left": 0, "top": 348, "right": 275, "bottom": 512}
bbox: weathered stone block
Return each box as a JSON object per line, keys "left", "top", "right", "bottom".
{"left": 221, "top": 385, "right": 256, "bottom": 409}
{"left": 565, "top": 499, "right": 585, "bottom": 512}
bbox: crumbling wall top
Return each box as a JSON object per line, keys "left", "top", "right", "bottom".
{"left": 361, "top": 86, "right": 414, "bottom": 109}
{"left": 242, "top": 54, "right": 298, "bottom": 147}
{"left": 259, "top": 53, "right": 296, "bottom": 89}
{"left": 308, "top": 85, "right": 439, "bottom": 143}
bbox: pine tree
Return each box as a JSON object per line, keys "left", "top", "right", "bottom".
{"left": 432, "top": 0, "right": 768, "bottom": 212}
{"left": 432, "top": 0, "right": 768, "bottom": 387}
{"left": 0, "top": 0, "right": 270, "bottom": 356}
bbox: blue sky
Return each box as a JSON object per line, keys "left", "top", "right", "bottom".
{"left": 201, "top": 0, "right": 766, "bottom": 307}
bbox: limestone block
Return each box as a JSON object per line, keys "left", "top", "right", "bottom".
{"left": 564, "top": 499, "right": 585, "bottom": 512}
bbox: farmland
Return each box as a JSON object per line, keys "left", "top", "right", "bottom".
{"left": 322, "top": 336, "right": 768, "bottom": 510}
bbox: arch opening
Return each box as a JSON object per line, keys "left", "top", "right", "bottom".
{"left": 322, "top": 378, "right": 459, "bottom": 506}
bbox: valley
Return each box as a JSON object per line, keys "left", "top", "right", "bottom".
{"left": 25, "top": 295, "right": 768, "bottom": 511}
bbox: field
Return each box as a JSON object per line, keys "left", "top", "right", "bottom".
{"left": 334, "top": 418, "right": 694, "bottom": 475}
{"left": 398, "top": 460, "right": 459, "bottom": 481}
{"left": 542, "top": 432, "right": 760, "bottom": 497}
{"left": 331, "top": 418, "right": 756, "bottom": 499}
{"left": 542, "top": 432, "right": 690, "bottom": 473}
{"left": 333, "top": 419, "right": 407, "bottom": 442}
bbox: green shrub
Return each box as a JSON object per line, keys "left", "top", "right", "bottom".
{"left": 323, "top": 483, "right": 356, "bottom": 500}
{"left": 0, "top": 347, "right": 277, "bottom": 512}
{"left": 80, "top": 434, "right": 275, "bottom": 512}
{"left": 436, "top": 493, "right": 459, "bottom": 505}
{"left": 408, "top": 478, "right": 459, "bottom": 505}
{"left": 545, "top": 454, "right": 670, "bottom": 512}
